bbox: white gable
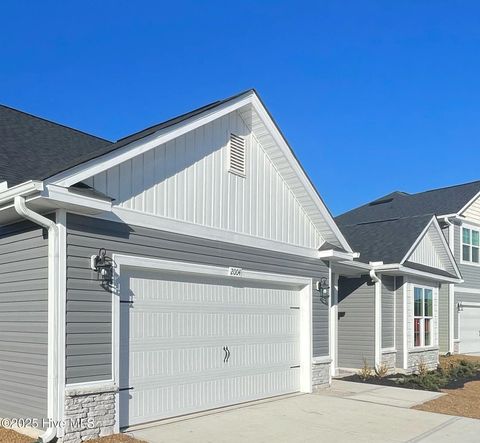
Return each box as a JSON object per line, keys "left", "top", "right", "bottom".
{"left": 461, "top": 194, "right": 480, "bottom": 223}
{"left": 406, "top": 222, "right": 458, "bottom": 275}
{"left": 83, "top": 110, "right": 325, "bottom": 249}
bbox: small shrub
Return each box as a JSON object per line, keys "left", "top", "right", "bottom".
{"left": 359, "top": 357, "right": 373, "bottom": 380}
{"left": 416, "top": 358, "right": 429, "bottom": 376}
{"left": 375, "top": 361, "right": 389, "bottom": 378}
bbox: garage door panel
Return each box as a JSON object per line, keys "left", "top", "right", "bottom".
{"left": 123, "top": 367, "right": 300, "bottom": 426}
{"left": 459, "top": 305, "right": 480, "bottom": 354}
{"left": 120, "top": 269, "right": 302, "bottom": 428}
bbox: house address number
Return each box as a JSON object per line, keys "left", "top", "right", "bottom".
{"left": 229, "top": 267, "right": 242, "bottom": 277}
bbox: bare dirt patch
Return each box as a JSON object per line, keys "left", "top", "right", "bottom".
{"left": 413, "top": 379, "right": 480, "bottom": 419}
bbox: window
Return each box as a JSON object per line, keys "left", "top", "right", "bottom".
{"left": 462, "top": 227, "right": 480, "bottom": 264}
{"left": 413, "top": 286, "right": 433, "bottom": 347}
{"left": 229, "top": 133, "right": 246, "bottom": 176}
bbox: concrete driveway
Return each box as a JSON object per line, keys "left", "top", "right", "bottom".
{"left": 127, "top": 381, "right": 480, "bottom": 443}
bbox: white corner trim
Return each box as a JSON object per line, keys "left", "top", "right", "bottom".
{"left": 87, "top": 206, "right": 322, "bottom": 259}
{"left": 374, "top": 274, "right": 382, "bottom": 368}
{"left": 329, "top": 269, "right": 339, "bottom": 377}
{"left": 56, "top": 209, "right": 67, "bottom": 438}
{"left": 403, "top": 278, "right": 408, "bottom": 370}
{"left": 111, "top": 254, "right": 314, "bottom": 431}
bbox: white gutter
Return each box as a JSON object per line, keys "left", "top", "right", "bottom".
{"left": 14, "top": 197, "right": 59, "bottom": 443}
{"left": 0, "top": 180, "right": 43, "bottom": 205}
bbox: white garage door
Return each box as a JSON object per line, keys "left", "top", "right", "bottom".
{"left": 459, "top": 304, "right": 480, "bottom": 354}
{"left": 119, "top": 269, "right": 302, "bottom": 427}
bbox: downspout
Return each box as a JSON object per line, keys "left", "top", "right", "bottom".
{"left": 370, "top": 269, "right": 381, "bottom": 369}
{"left": 442, "top": 217, "right": 455, "bottom": 355}
{"left": 14, "top": 196, "right": 59, "bottom": 443}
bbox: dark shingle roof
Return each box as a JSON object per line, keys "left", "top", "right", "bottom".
{"left": 0, "top": 105, "right": 112, "bottom": 186}
{"left": 336, "top": 181, "right": 480, "bottom": 226}
{"left": 0, "top": 90, "right": 254, "bottom": 187}
{"left": 339, "top": 214, "right": 434, "bottom": 264}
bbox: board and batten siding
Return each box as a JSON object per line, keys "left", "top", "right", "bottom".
{"left": 337, "top": 275, "right": 375, "bottom": 368}
{"left": 454, "top": 224, "right": 480, "bottom": 289}
{"left": 83, "top": 110, "right": 324, "bottom": 250}
{"left": 408, "top": 225, "right": 447, "bottom": 272}
{"left": 381, "top": 276, "right": 395, "bottom": 349}
{"left": 65, "top": 214, "right": 330, "bottom": 385}
{"left": 0, "top": 220, "right": 48, "bottom": 420}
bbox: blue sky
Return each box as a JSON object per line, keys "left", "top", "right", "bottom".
{"left": 1, "top": 1, "right": 479, "bottom": 215}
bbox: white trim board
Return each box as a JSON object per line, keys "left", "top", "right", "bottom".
{"left": 111, "top": 254, "right": 314, "bottom": 432}
{"left": 81, "top": 206, "right": 324, "bottom": 259}
{"left": 45, "top": 91, "right": 352, "bottom": 253}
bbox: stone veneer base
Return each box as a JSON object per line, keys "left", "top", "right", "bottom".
{"left": 406, "top": 348, "right": 439, "bottom": 374}
{"left": 62, "top": 384, "right": 118, "bottom": 443}
{"left": 312, "top": 360, "right": 331, "bottom": 390}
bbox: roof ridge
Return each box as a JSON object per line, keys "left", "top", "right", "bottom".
{"left": 115, "top": 89, "right": 255, "bottom": 142}
{"left": 343, "top": 213, "right": 435, "bottom": 227}
{"left": 408, "top": 179, "right": 480, "bottom": 197}
{"left": 0, "top": 103, "right": 112, "bottom": 144}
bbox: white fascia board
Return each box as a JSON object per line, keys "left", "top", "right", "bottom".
{"left": 86, "top": 206, "right": 322, "bottom": 259}
{"left": 374, "top": 263, "right": 463, "bottom": 284}
{"left": 0, "top": 180, "right": 44, "bottom": 205}
{"left": 399, "top": 216, "right": 436, "bottom": 264}
{"left": 335, "top": 260, "right": 372, "bottom": 271}
{"left": 42, "top": 184, "right": 112, "bottom": 213}
{"left": 250, "top": 95, "right": 353, "bottom": 254}
{"left": 399, "top": 216, "right": 462, "bottom": 280}
{"left": 317, "top": 249, "right": 356, "bottom": 261}
{"left": 47, "top": 93, "right": 255, "bottom": 188}
{"left": 457, "top": 189, "right": 480, "bottom": 216}
{"left": 0, "top": 181, "right": 8, "bottom": 191}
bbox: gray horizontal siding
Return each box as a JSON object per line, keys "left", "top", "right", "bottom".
{"left": 337, "top": 275, "right": 375, "bottom": 369}
{"left": 66, "top": 214, "right": 330, "bottom": 384}
{"left": 381, "top": 276, "right": 395, "bottom": 349}
{"left": 455, "top": 224, "right": 480, "bottom": 289}
{"left": 0, "top": 220, "right": 48, "bottom": 420}
{"left": 438, "top": 284, "right": 450, "bottom": 353}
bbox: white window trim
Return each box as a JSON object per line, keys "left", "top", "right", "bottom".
{"left": 111, "top": 254, "right": 314, "bottom": 433}
{"left": 412, "top": 284, "right": 435, "bottom": 349}
{"left": 460, "top": 223, "right": 480, "bottom": 267}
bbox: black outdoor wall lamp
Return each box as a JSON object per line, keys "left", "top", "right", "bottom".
{"left": 316, "top": 277, "right": 330, "bottom": 296}
{"left": 90, "top": 248, "right": 114, "bottom": 286}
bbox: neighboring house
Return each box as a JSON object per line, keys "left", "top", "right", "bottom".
{"left": 0, "top": 91, "right": 355, "bottom": 442}
{"left": 333, "top": 181, "right": 480, "bottom": 374}
{"left": 330, "top": 210, "right": 462, "bottom": 374}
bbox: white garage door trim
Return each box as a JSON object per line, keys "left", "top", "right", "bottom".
{"left": 111, "top": 254, "right": 313, "bottom": 432}
{"left": 459, "top": 302, "right": 480, "bottom": 355}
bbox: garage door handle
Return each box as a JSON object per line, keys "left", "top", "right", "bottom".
{"left": 226, "top": 347, "right": 231, "bottom": 363}
{"left": 223, "top": 346, "right": 228, "bottom": 363}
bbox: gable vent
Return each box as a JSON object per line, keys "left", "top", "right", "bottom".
{"left": 229, "top": 133, "right": 246, "bottom": 176}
